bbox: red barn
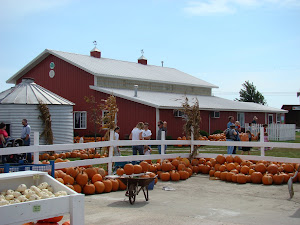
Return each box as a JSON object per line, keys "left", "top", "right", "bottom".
{"left": 6, "top": 48, "right": 286, "bottom": 140}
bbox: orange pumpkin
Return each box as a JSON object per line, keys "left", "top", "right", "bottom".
{"left": 262, "top": 175, "right": 273, "bottom": 185}
{"left": 220, "top": 171, "right": 228, "bottom": 181}
{"left": 85, "top": 167, "right": 98, "bottom": 179}
{"left": 267, "top": 164, "right": 278, "bottom": 175}
{"left": 124, "top": 164, "right": 134, "bottom": 175}
{"left": 232, "top": 174, "right": 238, "bottom": 183}
{"left": 273, "top": 174, "right": 284, "bottom": 185}
{"left": 111, "top": 179, "right": 119, "bottom": 191}
{"left": 226, "top": 163, "right": 235, "bottom": 172}
{"left": 160, "top": 172, "right": 171, "bottom": 181}
{"left": 76, "top": 171, "right": 88, "bottom": 186}
{"left": 237, "top": 174, "right": 247, "bottom": 184}
{"left": 103, "top": 180, "right": 113, "bottom": 192}
{"left": 179, "top": 170, "right": 189, "bottom": 180}
{"left": 62, "top": 221, "right": 70, "bottom": 225}
{"left": 214, "top": 171, "right": 221, "bottom": 178}
{"left": 63, "top": 175, "right": 74, "bottom": 185}
{"left": 161, "top": 162, "right": 173, "bottom": 172}
{"left": 255, "top": 163, "right": 267, "bottom": 174}
{"left": 56, "top": 178, "right": 64, "bottom": 184}
{"left": 233, "top": 156, "right": 242, "bottom": 164}
{"left": 216, "top": 155, "right": 226, "bottom": 164}
{"left": 240, "top": 166, "right": 250, "bottom": 175}
{"left": 133, "top": 165, "right": 143, "bottom": 174}
{"left": 283, "top": 164, "right": 294, "bottom": 173}
{"left": 73, "top": 184, "right": 82, "bottom": 193}
{"left": 251, "top": 172, "right": 263, "bottom": 184}
{"left": 140, "top": 161, "right": 150, "bottom": 172}
{"left": 91, "top": 174, "right": 103, "bottom": 183}
{"left": 178, "top": 163, "right": 186, "bottom": 171}
{"left": 83, "top": 182, "right": 95, "bottom": 195}
{"left": 37, "top": 216, "right": 63, "bottom": 223}
{"left": 94, "top": 181, "right": 105, "bottom": 193}
{"left": 226, "top": 172, "right": 234, "bottom": 182}
{"left": 170, "top": 171, "right": 180, "bottom": 181}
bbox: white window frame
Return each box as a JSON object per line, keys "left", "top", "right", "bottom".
{"left": 74, "top": 111, "right": 87, "bottom": 129}
{"left": 268, "top": 114, "right": 273, "bottom": 124}
{"left": 237, "top": 112, "right": 245, "bottom": 128}
{"left": 211, "top": 111, "right": 220, "bottom": 118}
{"left": 276, "top": 113, "right": 281, "bottom": 124}
{"left": 102, "top": 110, "right": 117, "bottom": 129}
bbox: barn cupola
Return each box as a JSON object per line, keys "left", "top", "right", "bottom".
{"left": 138, "top": 49, "right": 147, "bottom": 65}
{"left": 90, "top": 46, "right": 101, "bottom": 58}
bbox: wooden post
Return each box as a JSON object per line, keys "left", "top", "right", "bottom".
{"left": 161, "top": 131, "right": 165, "bottom": 156}
{"left": 190, "top": 127, "right": 194, "bottom": 154}
{"left": 33, "top": 132, "right": 39, "bottom": 164}
{"left": 108, "top": 129, "right": 114, "bottom": 175}
{"left": 260, "top": 127, "right": 265, "bottom": 157}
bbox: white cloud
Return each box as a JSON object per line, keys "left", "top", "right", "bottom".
{"left": 184, "top": 0, "right": 300, "bottom": 16}
{"left": 0, "top": 0, "right": 72, "bottom": 22}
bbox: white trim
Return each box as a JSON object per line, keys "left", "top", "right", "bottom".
{"left": 156, "top": 108, "right": 160, "bottom": 137}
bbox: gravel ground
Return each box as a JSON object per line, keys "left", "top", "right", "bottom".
{"left": 63, "top": 174, "right": 300, "bottom": 225}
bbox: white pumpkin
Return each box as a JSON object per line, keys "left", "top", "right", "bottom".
{"left": 0, "top": 199, "right": 9, "bottom": 206}
{"left": 13, "top": 191, "right": 22, "bottom": 198}
{"left": 9, "top": 199, "right": 20, "bottom": 204}
{"left": 47, "top": 185, "right": 54, "bottom": 193}
{"left": 38, "top": 182, "right": 48, "bottom": 190}
{"left": 54, "top": 191, "right": 67, "bottom": 197}
{"left": 24, "top": 189, "right": 35, "bottom": 198}
{"left": 16, "top": 184, "right": 27, "bottom": 193}
{"left": 28, "top": 194, "right": 40, "bottom": 201}
{"left": 5, "top": 195, "right": 14, "bottom": 201}
{"left": 6, "top": 189, "right": 14, "bottom": 195}
{"left": 17, "top": 195, "right": 27, "bottom": 202}
{"left": 0, "top": 195, "right": 5, "bottom": 200}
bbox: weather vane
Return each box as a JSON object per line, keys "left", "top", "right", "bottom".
{"left": 93, "top": 41, "right": 97, "bottom": 47}
{"left": 141, "top": 49, "right": 144, "bottom": 55}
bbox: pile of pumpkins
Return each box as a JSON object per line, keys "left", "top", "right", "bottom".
{"left": 39, "top": 148, "right": 107, "bottom": 164}
{"left": 74, "top": 136, "right": 104, "bottom": 143}
{"left": 202, "top": 155, "right": 300, "bottom": 185}
{"left": 54, "top": 163, "right": 157, "bottom": 195}
{"left": 22, "top": 216, "right": 70, "bottom": 225}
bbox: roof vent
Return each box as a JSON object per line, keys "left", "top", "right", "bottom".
{"left": 134, "top": 85, "right": 138, "bottom": 97}
{"left": 138, "top": 49, "right": 147, "bottom": 65}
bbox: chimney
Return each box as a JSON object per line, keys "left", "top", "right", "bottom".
{"left": 138, "top": 49, "right": 147, "bottom": 65}
{"left": 134, "top": 85, "right": 138, "bottom": 97}
{"left": 90, "top": 47, "right": 101, "bottom": 58}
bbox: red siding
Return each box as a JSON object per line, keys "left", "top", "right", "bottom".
{"left": 16, "top": 54, "right": 279, "bottom": 140}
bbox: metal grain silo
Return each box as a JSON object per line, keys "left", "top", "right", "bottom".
{"left": 0, "top": 78, "right": 74, "bottom": 144}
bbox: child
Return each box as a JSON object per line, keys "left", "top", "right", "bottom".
{"left": 241, "top": 130, "right": 252, "bottom": 155}
{"left": 114, "top": 126, "right": 121, "bottom": 156}
{"left": 143, "top": 145, "right": 152, "bottom": 155}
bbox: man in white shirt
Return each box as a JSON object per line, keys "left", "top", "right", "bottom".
{"left": 129, "top": 122, "right": 144, "bottom": 155}
{"left": 142, "top": 122, "right": 152, "bottom": 140}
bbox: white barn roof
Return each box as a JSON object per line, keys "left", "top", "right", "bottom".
{"left": 0, "top": 78, "right": 74, "bottom": 105}
{"left": 90, "top": 86, "right": 286, "bottom": 113}
{"left": 6, "top": 49, "right": 218, "bottom": 89}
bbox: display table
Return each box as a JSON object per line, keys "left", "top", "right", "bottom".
{"left": 0, "top": 171, "right": 84, "bottom": 225}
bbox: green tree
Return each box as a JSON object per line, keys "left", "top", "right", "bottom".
{"left": 235, "top": 81, "right": 266, "bottom": 105}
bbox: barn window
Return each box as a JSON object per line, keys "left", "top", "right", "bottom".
{"left": 237, "top": 112, "right": 245, "bottom": 128}
{"left": 173, "top": 110, "right": 184, "bottom": 118}
{"left": 74, "top": 111, "right": 87, "bottom": 129}
{"left": 276, "top": 113, "right": 281, "bottom": 123}
{"left": 211, "top": 111, "right": 220, "bottom": 118}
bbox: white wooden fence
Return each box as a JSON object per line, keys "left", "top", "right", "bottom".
{"left": 245, "top": 123, "right": 296, "bottom": 141}
{"left": 1, "top": 128, "right": 300, "bottom": 175}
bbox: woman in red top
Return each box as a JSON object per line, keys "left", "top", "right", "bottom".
{"left": 0, "top": 122, "right": 9, "bottom": 147}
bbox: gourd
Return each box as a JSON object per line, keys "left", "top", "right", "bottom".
{"left": 0, "top": 199, "right": 9, "bottom": 206}
{"left": 54, "top": 191, "right": 67, "bottom": 197}
{"left": 38, "top": 182, "right": 48, "bottom": 190}
{"left": 5, "top": 195, "right": 14, "bottom": 200}
{"left": 28, "top": 194, "right": 40, "bottom": 201}
{"left": 17, "top": 195, "right": 28, "bottom": 202}
{"left": 13, "top": 191, "right": 22, "bottom": 198}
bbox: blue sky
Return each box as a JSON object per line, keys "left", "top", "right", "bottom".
{"left": 0, "top": 0, "right": 299, "bottom": 109}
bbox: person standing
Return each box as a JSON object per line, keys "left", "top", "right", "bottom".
{"left": 142, "top": 122, "right": 152, "bottom": 140}
{"left": 114, "top": 126, "right": 121, "bottom": 156}
{"left": 225, "top": 124, "right": 237, "bottom": 154}
{"left": 129, "top": 122, "right": 144, "bottom": 155}
{"left": 21, "top": 119, "right": 31, "bottom": 162}
{"left": 0, "top": 122, "right": 9, "bottom": 148}
{"left": 227, "top": 116, "right": 235, "bottom": 128}
{"left": 157, "top": 120, "right": 167, "bottom": 154}
{"left": 21, "top": 119, "right": 31, "bottom": 146}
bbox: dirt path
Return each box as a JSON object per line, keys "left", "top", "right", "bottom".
{"left": 65, "top": 174, "right": 300, "bottom": 225}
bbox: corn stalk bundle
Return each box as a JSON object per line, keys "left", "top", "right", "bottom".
{"left": 38, "top": 101, "right": 53, "bottom": 145}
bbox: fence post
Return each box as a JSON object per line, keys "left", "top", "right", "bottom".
{"left": 260, "top": 127, "right": 265, "bottom": 157}
{"left": 33, "top": 132, "right": 39, "bottom": 164}
{"left": 161, "top": 131, "right": 165, "bottom": 156}
{"left": 108, "top": 130, "right": 114, "bottom": 175}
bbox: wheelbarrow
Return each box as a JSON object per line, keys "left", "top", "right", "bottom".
{"left": 118, "top": 176, "right": 155, "bottom": 204}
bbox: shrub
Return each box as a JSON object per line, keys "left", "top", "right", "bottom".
{"left": 212, "top": 130, "right": 223, "bottom": 135}
{"left": 199, "top": 130, "right": 208, "bottom": 137}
